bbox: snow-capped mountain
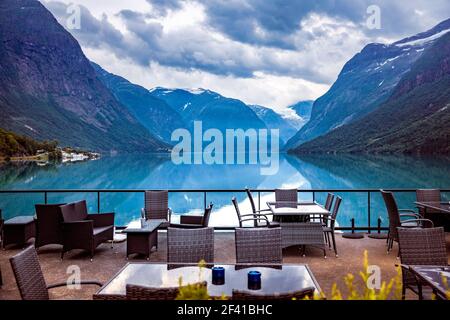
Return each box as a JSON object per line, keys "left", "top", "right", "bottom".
{"left": 92, "top": 64, "right": 185, "bottom": 144}
{"left": 285, "top": 100, "right": 314, "bottom": 130}
{"left": 150, "top": 87, "right": 267, "bottom": 134}
{"left": 248, "top": 105, "right": 298, "bottom": 144}
{"left": 285, "top": 18, "right": 450, "bottom": 151}
{"left": 0, "top": 0, "right": 169, "bottom": 152}
{"left": 290, "top": 20, "right": 450, "bottom": 154}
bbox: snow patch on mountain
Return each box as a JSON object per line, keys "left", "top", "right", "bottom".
{"left": 395, "top": 28, "right": 450, "bottom": 47}
{"left": 24, "top": 125, "right": 36, "bottom": 132}
{"left": 186, "top": 88, "right": 206, "bottom": 95}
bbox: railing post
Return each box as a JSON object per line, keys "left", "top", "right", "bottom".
{"left": 97, "top": 191, "right": 101, "bottom": 213}
{"left": 312, "top": 191, "right": 315, "bottom": 202}
{"left": 44, "top": 191, "right": 48, "bottom": 204}
{"left": 367, "top": 191, "right": 371, "bottom": 234}
{"left": 204, "top": 191, "right": 207, "bottom": 210}
{"left": 258, "top": 191, "right": 261, "bottom": 211}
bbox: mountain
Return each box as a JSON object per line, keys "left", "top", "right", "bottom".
{"left": 248, "top": 105, "right": 298, "bottom": 144}
{"left": 285, "top": 100, "right": 314, "bottom": 130}
{"left": 0, "top": 0, "right": 168, "bottom": 152}
{"left": 291, "top": 31, "right": 450, "bottom": 154}
{"left": 285, "top": 19, "right": 450, "bottom": 150}
{"left": 288, "top": 100, "right": 314, "bottom": 120}
{"left": 150, "top": 88, "right": 267, "bottom": 133}
{"left": 92, "top": 63, "right": 185, "bottom": 144}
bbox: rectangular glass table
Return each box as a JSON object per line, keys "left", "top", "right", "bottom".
{"left": 414, "top": 201, "right": 450, "bottom": 231}
{"left": 93, "top": 263, "right": 321, "bottom": 300}
{"left": 266, "top": 202, "right": 329, "bottom": 255}
{"left": 409, "top": 265, "right": 450, "bottom": 300}
{"left": 122, "top": 219, "right": 166, "bottom": 260}
{"left": 415, "top": 201, "right": 450, "bottom": 214}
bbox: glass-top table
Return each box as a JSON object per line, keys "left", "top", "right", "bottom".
{"left": 122, "top": 219, "right": 166, "bottom": 260}
{"left": 415, "top": 202, "right": 450, "bottom": 214}
{"left": 123, "top": 219, "right": 166, "bottom": 233}
{"left": 266, "top": 201, "right": 330, "bottom": 216}
{"left": 409, "top": 265, "right": 450, "bottom": 300}
{"left": 94, "top": 263, "right": 321, "bottom": 300}
{"left": 414, "top": 201, "right": 450, "bottom": 231}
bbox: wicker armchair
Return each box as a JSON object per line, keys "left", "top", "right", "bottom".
{"left": 397, "top": 227, "right": 447, "bottom": 299}
{"left": 9, "top": 246, "right": 102, "bottom": 300}
{"left": 232, "top": 286, "right": 315, "bottom": 300}
{"left": 324, "top": 193, "right": 335, "bottom": 211}
{"left": 171, "top": 203, "right": 213, "bottom": 229}
{"left": 310, "top": 192, "right": 334, "bottom": 225}
{"left": 126, "top": 281, "right": 207, "bottom": 300}
{"left": 35, "top": 204, "right": 65, "bottom": 250}
{"left": 167, "top": 227, "right": 214, "bottom": 263}
{"left": 141, "top": 190, "right": 172, "bottom": 228}
{"left": 235, "top": 227, "right": 282, "bottom": 264}
{"left": 245, "top": 189, "right": 280, "bottom": 227}
{"left": 380, "top": 190, "right": 433, "bottom": 253}
{"left": 322, "top": 196, "right": 342, "bottom": 257}
{"left": 416, "top": 189, "right": 444, "bottom": 228}
{"left": 59, "top": 200, "right": 115, "bottom": 260}
{"left": 232, "top": 197, "right": 276, "bottom": 228}
{"left": 275, "top": 188, "right": 305, "bottom": 223}
{"left": 416, "top": 189, "right": 441, "bottom": 216}
{"left": 275, "top": 188, "right": 298, "bottom": 208}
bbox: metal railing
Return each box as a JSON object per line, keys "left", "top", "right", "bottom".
{"left": 0, "top": 188, "right": 448, "bottom": 231}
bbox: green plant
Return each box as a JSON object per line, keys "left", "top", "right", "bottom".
{"left": 325, "top": 250, "right": 402, "bottom": 300}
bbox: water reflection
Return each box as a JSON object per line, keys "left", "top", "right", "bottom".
{"left": 0, "top": 154, "right": 448, "bottom": 227}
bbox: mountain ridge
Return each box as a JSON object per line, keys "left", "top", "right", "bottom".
{"left": 285, "top": 18, "right": 450, "bottom": 151}
{"left": 92, "top": 63, "right": 185, "bottom": 144}
{"left": 150, "top": 87, "right": 268, "bottom": 133}
{"left": 0, "top": 0, "right": 169, "bottom": 152}
{"left": 291, "top": 31, "right": 450, "bottom": 154}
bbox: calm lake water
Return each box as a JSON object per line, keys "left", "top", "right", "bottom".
{"left": 0, "top": 154, "right": 449, "bottom": 228}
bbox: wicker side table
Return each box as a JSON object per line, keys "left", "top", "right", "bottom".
{"left": 3, "top": 216, "right": 36, "bottom": 248}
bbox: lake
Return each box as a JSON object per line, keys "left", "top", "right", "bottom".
{"left": 0, "top": 154, "right": 449, "bottom": 229}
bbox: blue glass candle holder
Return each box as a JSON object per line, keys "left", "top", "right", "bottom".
{"left": 212, "top": 266, "right": 225, "bottom": 285}
{"left": 247, "top": 271, "right": 261, "bottom": 290}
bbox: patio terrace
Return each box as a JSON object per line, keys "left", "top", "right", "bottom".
{"left": 1, "top": 231, "right": 449, "bottom": 300}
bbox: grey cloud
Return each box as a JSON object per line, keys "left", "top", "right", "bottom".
{"left": 201, "top": 0, "right": 450, "bottom": 48}
{"left": 46, "top": 1, "right": 124, "bottom": 50}
{"left": 43, "top": 1, "right": 450, "bottom": 85}
{"left": 145, "top": 0, "right": 182, "bottom": 15}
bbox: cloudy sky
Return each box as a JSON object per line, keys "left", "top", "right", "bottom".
{"left": 41, "top": 0, "right": 450, "bottom": 115}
